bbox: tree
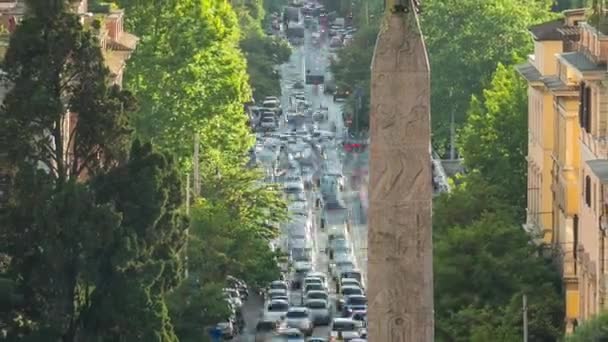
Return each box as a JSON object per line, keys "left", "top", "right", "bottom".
{"left": 0, "top": 1, "right": 139, "bottom": 339}
{"left": 433, "top": 171, "right": 519, "bottom": 233}
{"left": 421, "top": 0, "right": 556, "bottom": 149}
{"left": 235, "top": 0, "right": 291, "bottom": 101}
{"left": 118, "top": 0, "right": 251, "bottom": 165}
{"left": 434, "top": 213, "right": 564, "bottom": 341}
{"left": 458, "top": 63, "right": 528, "bottom": 214}
{"left": 83, "top": 140, "right": 187, "bottom": 341}
{"left": 1, "top": 0, "right": 134, "bottom": 184}
{"left": 329, "top": 24, "right": 379, "bottom": 131}
{"left": 167, "top": 281, "right": 232, "bottom": 342}
{"left": 566, "top": 312, "right": 608, "bottom": 341}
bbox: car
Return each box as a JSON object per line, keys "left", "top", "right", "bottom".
{"left": 268, "top": 288, "right": 289, "bottom": 300}
{"left": 342, "top": 295, "right": 367, "bottom": 317}
{"left": 285, "top": 307, "right": 314, "bottom": 335}
{"left": 329, "top": 318, "right": 361, "bottom": 341}
{"left": 304, "top": 290, "right": 329, "bottom": 305}
{"left": 331, "top": 260, "right": 356, "bottom": 279}
{"left": 274, "top": 327, "right": 305, "bottom": 341}
{"left": 306, "top": 338, "right": 327, "bottom": 342}
{"left": 261, "top": 117, "right": 278, "bottom": 131}
{"left": 303, "top": 283, "right": 324, "bottom": 294}
{"left": 349, "top": 311, "right": 367, "bottom": 325}
{"left": 312, "top": 111, "right": 326, "bottom": 122}
{"left": 306, "top": 272, "right": 327, "bottom": 286}
{"left": 305, "top": 299, "right": 331, "bottom": 325}
{"left": 293, "top": 81, "right": 305, "bottom": 89}
{"left": 329, "top": 36, "right": 342, "bottom": 48}
{"left": 337, "top": 286, "right": 363, "bottom": 311}
{"left": 340, "top": 278, "right": 361, "bottom": 289}
{"left": 303, "top": 276, "right": 323, "bottom": 288}
{"left": 340, "top": 270, "right": 363, "bottom": 286}
{"left": 224, "top": 288, "right": 243, "bottom": 308}
{"left": 256, "top": 319, "right": 278, "bottom": 342}
{"left": 216, "top": 320, "right": 235, "bottom": 339}
{"left": 270, "top": 280, "right": 289, "bottom": 292}
{"left": 273, "top": 295, "right": 290, "bottom": 303}
{"left": 333, "top": 87, "right": 350, "bottom": 101}
{"left": 264, "top": 299, "right": 290, "bottom": 323}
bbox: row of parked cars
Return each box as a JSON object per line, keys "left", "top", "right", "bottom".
{"left": 214, "top": 276, "right": 250, "bottom": 339}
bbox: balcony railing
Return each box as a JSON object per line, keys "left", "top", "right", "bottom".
{"left": 554, "top": 242, "right": 578, "bottom": 279}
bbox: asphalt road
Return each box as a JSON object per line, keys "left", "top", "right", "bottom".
{"left": 235, "top": 18, "right": 367, "bottom": 341}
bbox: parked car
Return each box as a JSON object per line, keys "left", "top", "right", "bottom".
{"left": 216, "top": 320, "right": 236, "bottom": 339}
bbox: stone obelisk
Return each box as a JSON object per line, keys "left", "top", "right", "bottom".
{"left": 367, "top": 0, "right": 433, "bottom": 340}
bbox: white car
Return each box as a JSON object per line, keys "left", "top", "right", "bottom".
{"left": 304, "top": 290, "right": 329, "bottom": 305}
{"left": 268, "top": 288, "right": 288, "bottom": 301}
{"left": 303, "top": 276, "right": 324, "bottom": 290}
{"left": 223, "top": 288, "right": 243, "bottom": 308}
{"left": 285, "top": 307, "right": 314, "bottom": 336}
{"left": 340, "top": 278, "right": 361, "bottom": 289}
{"left": 269, "top": 280, "right": 289, "bottom": 291}
{"left": 305, "top": 299, "right": 331, "bottom": 326}
{"left": 330, "top": 318, "right": 361, "bottom": 340}
{"left": 264, "top": 299, "right": 289, "bottom": 323}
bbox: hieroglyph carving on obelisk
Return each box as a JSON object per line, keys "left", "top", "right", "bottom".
{"left": 367, "top": 0, "right": 434, "bottom": 341}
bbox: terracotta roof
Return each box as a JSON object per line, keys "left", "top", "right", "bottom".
{"left": 107, "top": 32, "right": 138, "bottom": 51}
{"left": 102, "top": 50, "right": 131, "bottom": 76}
{"left": 515, "top": 62, "right": 542, "bottom": 83}
{"left": 529, "top": 19, "right": 564, "bottom": 41}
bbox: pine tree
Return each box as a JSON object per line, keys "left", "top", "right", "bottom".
{"left": 0, "top": 0, "right": 134, "bottom": 185}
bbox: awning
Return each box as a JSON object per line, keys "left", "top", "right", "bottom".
{"left": 587, "top": 159, "right": 608, "bottom": 184}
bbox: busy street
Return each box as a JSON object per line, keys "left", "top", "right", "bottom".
{"left": 233, "top": 3, "right": 369, "bottom": 341}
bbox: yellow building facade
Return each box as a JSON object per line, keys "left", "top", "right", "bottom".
{"left": 518, "top": 9, "right": 608, "bottom": 332}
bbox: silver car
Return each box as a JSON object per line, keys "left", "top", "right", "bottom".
{"left": 285, "top": 307, "right": 314, "bottom": 336}
{"left": 304, "top": 290, "right": 329, "bottom": 305}
{"left": 305, "top": 299, "right": 331, "bottom": 326}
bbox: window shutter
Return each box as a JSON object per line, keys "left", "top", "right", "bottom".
{"left": 580, "top": 82, "right": 586, "bottom": 128}
{"left": 586, "top": 86, "right": 592, "bottom": 133}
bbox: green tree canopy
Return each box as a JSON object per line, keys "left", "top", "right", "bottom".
{"left": 434, "top": 213, "right": 564, "bottom": 341}
{"left": 566, "top": 312, "right": 608, "bottom": 341}
{"left": 1, "top": 2, "right": 134, "bottom": 183}
{"left": 421, "top": 0, "right": 556, "bottom": 148}
{"left": 458, "top": 63, "right": 528, "bottom": 214}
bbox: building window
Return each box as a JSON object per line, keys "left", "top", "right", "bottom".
{"left": 586, "top": 176, "right": 592, "bottom": 207}
{"left": 579, "top": 82, "right": 592, "bottom": 133}
{"left": 594, "top": 182, "right": 598, "bottom": 213}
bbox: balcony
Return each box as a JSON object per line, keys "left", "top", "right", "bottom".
{"left": 557, "top": 242, "right": 579, "bottom": 281}
{"left": 554, "top": 169, "right": 579, "bottom": 216}
{"left": 576, "top": 22, "right": 608, "bottom": 64}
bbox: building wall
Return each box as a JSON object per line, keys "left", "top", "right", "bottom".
{"left": 534, "top": 40, "right": 564, "bottom": 76}
{"left": 527, "top": 85, "right": 555, "bottom": 241}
